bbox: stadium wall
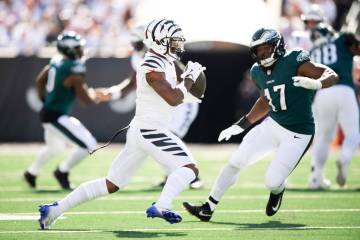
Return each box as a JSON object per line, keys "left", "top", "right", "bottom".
{"left": 0, "top": 48, "right": 253, "bottom": 143}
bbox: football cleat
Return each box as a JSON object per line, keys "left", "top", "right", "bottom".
{"left": 189, "top": 177, "right": 204, "bottom": 190}
{"left": 266, "top": 189, "right": 285, "bottom": 216}
{"left": 308, "top": 176, "right": 331, "bottom": 190}
{"left": 146, "top": 203, "right": 182, "bottom": 224}
{"left": 54, "top": 168, "right": 72, "bottom": 190}
{"left": 38, "top": 202, "right": 59, "bottom": 230}
{"left": 182, "top": 202, "right": 213, "bottom": 222}
{"left": 24, "top": 171, "right": 36, "bottom": 188}
{"left": 336, "top": 160, "right": 349, "bottom": 187}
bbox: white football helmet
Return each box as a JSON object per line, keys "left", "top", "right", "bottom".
{"left": 144, "top": 18, "right": 185, "bottom": 60}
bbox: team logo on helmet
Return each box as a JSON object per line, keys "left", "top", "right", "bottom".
{"left": 57, "top": 31, "right": 85, "bottom": 60}
{"left": 249, "top": 28, "right": 286, "bottom": 68}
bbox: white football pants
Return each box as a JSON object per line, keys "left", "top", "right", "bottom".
{"left": 107, "top": 125, "right": 196, "bottom": 188}
{"left": 228, "top": 117, "right": 313, "bottom": 192}
{"left": 311, "top": 85, "right": 360, "bottom": 179}
{"left": 27, "top": 115, "right": 97, "bottom": 175}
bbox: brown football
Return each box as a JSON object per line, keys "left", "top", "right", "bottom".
{"left": 175, "top": 61, "right": 206, "bottom": 99}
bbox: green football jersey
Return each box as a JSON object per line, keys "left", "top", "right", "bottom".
{"left": 250, "top": 49, "right": 315, "bottom": 135}
{"left": 43, "top": 55, "right": 86, "bottom": 115}
{"left": 310, "top": 33, "right": 355, "bottom": 90}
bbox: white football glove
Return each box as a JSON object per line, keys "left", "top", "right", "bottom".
{"left": 180, "top": 61, "right": 206, "bottom": 83}
{"left": 218, "top": 125, "right": 244, "bottom": 142}
{"left": 292, "top": 76, "right": 322, "bottom": 90}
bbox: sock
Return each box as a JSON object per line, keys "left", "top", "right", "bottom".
{"left": 51, "top": 178, "right": 109, "bottom": 218}
{"left": 270, "top": 182, "right": 285, "bottom": 195}
{"left": 207, "top": 163, "right": 240, "bottom": 211}
{"left": 310, "top": 142, "right": 330, "bottom": 180}
{"left": 28, "top": 146, "right": 58, "bottom": 175}
{"left": 339, "top": 133, "right": 360, "bottom": 165}
{"left": 58, "top": 147, "right": 88, "bottom": 172}
{"left": 156, "top": 167, "right": 195, "bottom": 209}
{"left": 206, "top": 196, "right": 219, "bottom": 211}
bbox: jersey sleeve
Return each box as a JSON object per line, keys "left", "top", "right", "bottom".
{"left": 139, "top": 55, "right": 166, "bottom": 73}
{"left": 70, "top": 61, "right": 86, "bottom": 75}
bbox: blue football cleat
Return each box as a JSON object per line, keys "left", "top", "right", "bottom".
{"left": 146, "top": 204, "right": 182, "bottom": 224}
{"left": 38, "top": 202, "right": 58, "bottom": 230}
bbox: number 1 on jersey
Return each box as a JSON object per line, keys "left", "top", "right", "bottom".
{"left": 264, "top": 84, "right": 287, "bottom": 112}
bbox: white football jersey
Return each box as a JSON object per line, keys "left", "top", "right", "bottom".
{"left": 131, "top": 52, "right": 177, "bottom": 129}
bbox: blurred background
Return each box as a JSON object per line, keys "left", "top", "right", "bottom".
{"left": 0, "top": 0, "right": 359, "bottom": 143}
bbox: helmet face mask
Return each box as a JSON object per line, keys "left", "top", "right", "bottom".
{"left": 144, "top": 19, "right": 186, "bottom": 60}
{"left": 57, "top": 31, "right": 85, "bottom": 60}
{"left": 250, "top": 28, "right": 286, "bottom": 68}
{"left": 168, "top": 37, "right": 185, "bottom": 59}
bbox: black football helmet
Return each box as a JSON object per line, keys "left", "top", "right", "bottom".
{"left": 57, "top": 31, "right": 85, "bottom": 60}
{"left": 310, "top": 23, "right": 335, "bottom": 46}
{"left": 249, "top": 28, "right": 286, "bottom": 67}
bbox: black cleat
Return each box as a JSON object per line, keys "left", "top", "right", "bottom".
{"left": 266, "top": 189, "right": 285, "bottom": 216}
{"left": 182, "top": 202, "right": 213, "bottom": 222}
{"left": 53, "top": 168, "right": 72, "bottom": 190}
{"left": 24, "top": 171, "right": 36, "bottom": 188}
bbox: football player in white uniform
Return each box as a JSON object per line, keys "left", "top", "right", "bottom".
{"left": 308, "top": 24, "right": 360, "bottom": 189}
{"left": 100, "top": 25, "right": 204, "bottom": 189}
{"left": 37, "top": 18, "right": 206, "bottom": 229}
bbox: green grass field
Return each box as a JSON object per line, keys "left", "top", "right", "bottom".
{"left": 0, "top": 144, "right": 359, "bottom": 240}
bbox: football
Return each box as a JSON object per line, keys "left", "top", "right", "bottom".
{"left": 175, "top": 61, "right": 206, "bottom": 99}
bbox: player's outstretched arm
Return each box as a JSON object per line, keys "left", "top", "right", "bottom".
{"left": 218, "top": 96, "right": 269, "bottom": 142}
{"left": 293, "top": 61, "right": 338, "bottom": 89}
{"left": 36, "top": 65, "right": 49, "bottom": 102}
{"left": 63, "top": 75, "right": 101, "bottom": 105}
{"left": 95, "top": 71, "right": 137, "bottom": 102}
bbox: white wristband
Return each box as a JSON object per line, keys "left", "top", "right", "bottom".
{"left": 109, "top": 86, "right": 122, "bottom": 100}
{"left": 175, "top": 81, "right": 187, "bottom": 97}
{"left": 315, "top": 80, "right": 322, "bottom": 89}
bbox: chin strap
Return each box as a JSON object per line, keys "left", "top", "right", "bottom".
{"left": 88, "top": 125, "right": 130, "bottom": 155}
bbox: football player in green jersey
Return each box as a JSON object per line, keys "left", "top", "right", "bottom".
{"left": 183, "top": 28, "right": 338, "bottom": 221}
{"left": 24, "top": 32, "right": 109, "bottom": 190}
{"left": 308, "top": 23, "right": 360, "bottom": 189}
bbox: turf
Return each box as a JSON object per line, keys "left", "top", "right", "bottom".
{"left": 0, "top": 144, "right": 359, "bottom": 240}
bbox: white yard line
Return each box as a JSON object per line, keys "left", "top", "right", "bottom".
{"left": 0, "top": 194, "right": 358, "bottom": 202}
{"left": 1, "top": 226, "right": 360, "bottom": 234}
{"left": 1, "top": 208, "right": 359, "bottom": 219}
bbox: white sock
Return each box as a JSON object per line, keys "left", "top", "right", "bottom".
{"left": 310, "top": 142, "right": 330, "bottom": 180}
{"left": 208, "top": 163, "right": 240, "bottom": 211}
{"left": 28, "top": 146, "right": 57, "bottom": 175}
{"left": 58, "top": 147, "right": 88, "bottom": 172}
{"left": 156, "top": 167, "right": 195, "bottom": 209}
{"left": 339, "top": 133, "right": 360, "bottom": 165}
{"left": 51, "top": 178, "right": 108, "bottom": 218}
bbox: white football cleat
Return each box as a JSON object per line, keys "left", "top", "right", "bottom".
{"left": 336, "top": 160, "right": 349, "bottom": 187}
{"left": 308, "top": 176, "right": 331, "bottom": 190}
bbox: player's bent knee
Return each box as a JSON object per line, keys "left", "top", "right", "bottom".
{"left": 106, "top": 179, "right": 119, "bottom": 193}
{"left": 184, "top": 164, "right": 199, "bottom": 177}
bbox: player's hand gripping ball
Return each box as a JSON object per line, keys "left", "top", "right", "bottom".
{"left": 175, "top": 61, "right": 206, "bottom": 99}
